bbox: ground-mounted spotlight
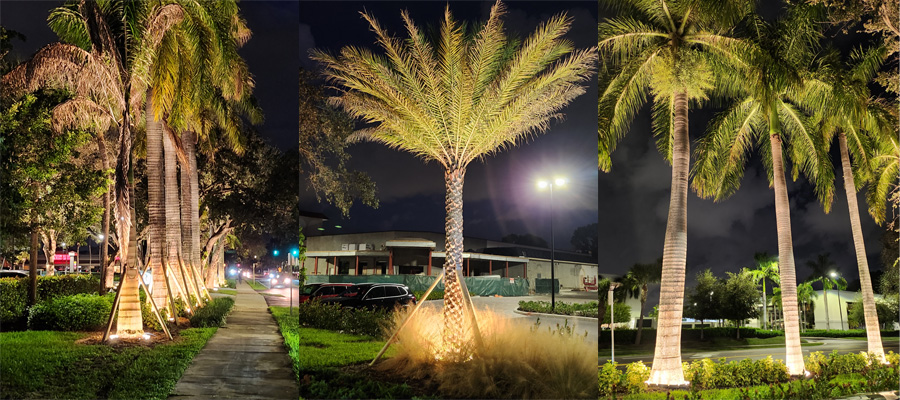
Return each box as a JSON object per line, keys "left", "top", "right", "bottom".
{"left": 109, "top": 334, "right": 119, "bottom": 340}
{"left": 142, "top": 333, "right": 151, "bottom": 340}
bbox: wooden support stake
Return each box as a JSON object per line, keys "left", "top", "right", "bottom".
{"left": 458, "top": 275, "right": 485, "bottom": 352}
{"left": 370, "top": 272, "right": 444, "bottom": 366}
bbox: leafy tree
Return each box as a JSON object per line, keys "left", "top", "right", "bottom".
{"left": 747, "top": 252, "right": 779, "bottom": 329}
{"left": 500, "top": 233, "right": 549, "bottom": 248}
{"left": 716, "top": 269, "right": 761, "bottom": 339}
{"left": 0, "top": 89, "right": 106, "bottom": 302}
{"left": 849, "top": 294, "right": 898, "bottom": 329}
{"left": 598, "top": 0, "right": 753, "bottom": 384}
{"left": 312, "top": 1, "right": 596, "bottom": 356}
{"left": 621, "top": 259, "right": 662, "bottom": 344}
{"left": 570, "top": 222, "right": 598, "bottom": 258}
{"left": 299, "top": 68, "right": 377, "bottom": 216}
{"left": 604, "top": 302, "right": 632, "bottom": 324}
{"left": 684, "top": 269, "right": 720, "bottom": 340}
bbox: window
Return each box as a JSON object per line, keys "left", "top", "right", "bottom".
{"left": 385, "top": 286, "right": 402, "bottom": 297}
{"left": 366, "top": 286, "right": 386, "bottom": 299}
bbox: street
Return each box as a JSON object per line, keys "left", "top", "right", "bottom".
{"left": 604, "top": 337, "right": 900, "bottom": 365}
{"left": 419, "top": 290, "right": 599, "bottom": 342}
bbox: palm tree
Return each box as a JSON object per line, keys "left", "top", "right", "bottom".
{"left": 747, "top": 252, "right": 779, "bottom": 329}
{"left": 691, "top": 5, "right": 833, "bottom": 376}
{"left": 795, "top": 45, "right": 892, "bottom": 361}
{"left": 312, "top": 1, "right": 596, "bottom": 356}
{"left": 796, "top": 280, "right": 818, "bottom": 331}
{"left": 804, "top": 253, "right": 848, "bottom": 330}
{"left": 597, "top": 0, "right": 752, "bottom": 385}
{"left": 620, "top": 260, "right": 662, "bottom": 344}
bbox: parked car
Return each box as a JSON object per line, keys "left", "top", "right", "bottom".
{"left": 299, "top": 283, "right": 353, "bottom": 303}
{"left": 321, "top": 283, "right": 416, "bottom": 310}
{"left": 0, "top": 270, "right": 28, "bottom": 278}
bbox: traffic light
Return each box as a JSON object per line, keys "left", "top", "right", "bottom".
{"left": 273, "top": 249, "right": 279, "bottom": 256}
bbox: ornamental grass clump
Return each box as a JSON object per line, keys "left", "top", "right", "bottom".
{"left": 377, "top": 306, "right": 597, "bottom": 399}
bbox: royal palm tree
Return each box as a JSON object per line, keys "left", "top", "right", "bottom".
{"left": 691, "top": 5, "right": 835, "bottom": 375}
{"left": 794, "top": 45, "right": 892, "bottom": 361}
{"left": 804, "top": 253, "right": 848, "bottom": 330}
{"left": 313, "top": 1, "right": 596, "bottom": 356}
{"left": 747, "top": 252, "right": 779, "bottom": 329}
{"left": 621, "top": 260, "right": 662, "bottom": 344}
{"left": 598, "top": 0, "right": 752, "bottom": 384}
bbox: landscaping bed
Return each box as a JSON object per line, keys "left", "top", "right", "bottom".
{"left": 518, "top": 300, "right": 599, "bottom": 317}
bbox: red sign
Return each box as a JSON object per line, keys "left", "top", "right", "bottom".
{"left": 53, "top": 253, "right": 70, "bottom": 264}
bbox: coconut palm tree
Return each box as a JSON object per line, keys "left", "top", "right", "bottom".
{"left": 804, "top": 253, "right": 848, "bottom": 330}
{"left": 597, "top": 0, "right": 753, "bottom": 384}
{"left": 691, "top": 5, "right": 834, "bottom": 375}
{"left": 793, "top": 45, "right": 893, "bottom": 361}
{"left": 620, "top": 260, "right": 662, "bottom": 344}
{"left": 312, "top": 1, "right": 596, "bottom": 356}
{"left": 747, "top": 252, "right": 779, "bottom": 329}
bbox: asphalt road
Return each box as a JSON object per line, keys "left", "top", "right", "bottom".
{"left": 253, "top": 279, "right": 300, "bottom": 308}
{"left": 604, "top": 338, "right": 900, "bottom": 365}
{"left": 419, "top": 290, "right": 599, "bottom": 343}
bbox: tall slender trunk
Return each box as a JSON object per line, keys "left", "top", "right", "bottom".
{"left": 113, "top": 107, "right": 142, "bottom": 333}
{"left": 98, "top": 131, "right": 113, "bottom": 292}
{"left": 29, "top": 228, "right": 38, "bottom": 305}
{"left": 839, "top": 132, "right": 885, "bottom": 362}
{"left": 442, "top": 167, "right": 469, "bottom": 358}
{"left": 823, "top": 287, "right": 831, "bottom": 329}
{"left": 146, "top": 92, "right": 170, "bottom": 315}
{"left": 116, "top": 209, "right": 144, "bottom": 337}
{"left": 181, "top": 131, "right": 204, "bottom": 300}
{"left": 769, "top": 132, "right": 805, "bottom": 375}
{"left": 762, "top": 280, "right": 767, "bottom": 329}
{"left": 636, "top": 286, "right": 647, "bottom": 345}
{"left": 217, "top": 241, "right": 225, "bottom": 286}
{"left": 163, "top": 127, "right": 196, "bottom": 306}
{"left": 648, "top": 90, "right": 689, "bottom": 386}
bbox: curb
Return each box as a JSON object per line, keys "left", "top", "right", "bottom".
{"left": 512, "top": 309, "right": 598, "bottom": 322}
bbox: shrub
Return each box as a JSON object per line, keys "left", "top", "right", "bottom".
{"left": 800, "top": 329, "right": 898, "bottom": 338}
{"left": 27, "top": 293, "right": 112, "bottom": 331}
{"left": 224, "top": 278, "right": 236, "bottom": 289}
{"left": 189, "top": 297, "right": 235, "bottom": 328}
{"left": 1, "top": 275, "right": 101, "bottom": 330}
{"left": 622, "top": 361, "right": 650, "bottom": 394}
{"left": 886, "top": 351, "right": 899, "bottom": 366}
{"left": 36, "top": 275, "right": 100, "bottom": 300}
{"left": 296, "top": 299, "right": 391, "bottom": 338}
{"left": 518, "top": 300, "right": 599, "bottom": 317}
{"left": 0, "top": 278, "right": 28, "bottom": 328}
{"left": 598, "top": 362, "right": 622, "bottom": 396}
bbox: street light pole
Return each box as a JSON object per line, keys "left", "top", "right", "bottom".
{"left": 550, "top": 183, "right": 556, "bottom": 312}
{"left": 609, "top": 282, "right": 621, "bottom": 363}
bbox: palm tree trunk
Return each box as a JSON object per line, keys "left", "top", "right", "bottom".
{"left": 112, "top": 109, "right": 143, "bottom": 333}
{"left": 839, "top": 132, "right": 885, "bottom": 362}
{"left": 181, "top": 131, "right": 205, "bottom": 300}
{"left": 824, "top": 287, "right": 831, "bottom": 329}
{"left": 762, "top": 280, "right": 767, "bottom": 330}
{"left": 648, "top": 90, "right": 689, "bottom": 386}
{"left": 98, "top": 131, "right": 113, "bottom": 293}
{"left": 164, "top": 129, "right": 197, "bottom": 307}
{"left": 636, "top": 287, "right": 647, "bottom": 345}
{"left": 147, "top": 92, "right": 170, "bottom": 315}
{"left": 442, "top": 167, "right": 469, "bottom": 358}
{"left": 769, "top": 133, "right": 805, "bottom": 375}
{"left": 116, "top": 209, "right": 144, "bottom": 337}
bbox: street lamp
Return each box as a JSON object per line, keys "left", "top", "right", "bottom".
{"left": 831, "top": 271, "right": 845, "bottom": 330}
{"left": 536, "top": 176, "right": 566, "bottom": 311}
{"left": 608, "top": 282, "right": 621, "bottom": 362}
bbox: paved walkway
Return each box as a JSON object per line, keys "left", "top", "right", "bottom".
{"left": 169, "top": 283, "right": 298, "bottom": 399}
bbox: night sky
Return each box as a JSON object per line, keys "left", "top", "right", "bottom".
{"left": 596, "top": 1, "right": 892, "bottom": 308}
{"left": 299, "top": 1, "right": 600, "bottom": 253}
{"left": 0, "top": 0, "right": 298, "bottom": 153}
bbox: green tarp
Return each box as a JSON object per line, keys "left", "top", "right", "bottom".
{"left": 304, "top": 274, "right": 530, "bottom": 296}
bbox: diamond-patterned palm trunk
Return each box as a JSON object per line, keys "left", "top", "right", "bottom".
{"left": 442, "top": 167, "right": 470, "bottom": 359}
{"left": 839, "top": 133, "right": 885, "bottom": 362}
{"left": 648, "top": 90, "right": 689, "bottom": 386}
{"left": 113, "top": 113, "right": 142, "bottom": 334}
{"left": 181, "top": 131, "right": 205, "bottom": 301}
{"left": 769, "top": 133, "right": 805, "bottom": 375}
{"left": 146, "top": 93, "right": 170, "bottom": 316}
{"left": 116, "top": 212, "right": 144, "bottom": 337}
{"left": 164, "top": 130, "right": 197, "bottom": 306}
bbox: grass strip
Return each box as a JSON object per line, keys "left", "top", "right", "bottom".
{"left": 270, "top": 306, "right": 300, "bottom": 382}
{"left": 247, "top": 280, "right": 268, "bottom": 291}
{"left": 0, "top": 328, "right": 216, "bottom": 400}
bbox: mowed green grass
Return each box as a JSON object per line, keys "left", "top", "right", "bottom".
{"left": 247, "top": 280, "right": 268, "bottom": 291}
{"left": 0, "top": 328, "right": 216, "bottom": 400}
{"left": 270, "top": 307, "right": 300, "bottom": 382}
{"left": 296, "top": 327, "right": 393, "bottom": 372}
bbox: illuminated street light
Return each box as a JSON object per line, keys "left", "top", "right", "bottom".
{"left": 536, "top": 175, "right": 566, "bottom": 311}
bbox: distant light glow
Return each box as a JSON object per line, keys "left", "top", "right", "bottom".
{"left": 334, "top": 225, "right": 342, "bottom": 228}
{"left": 554, "top": 177, "right": 566, "bottom": 186}
{"left": 537, "top": 180, "right": 548, "bottom": 189}
{"left": 318, "top": 227, "right": 325, "bottom": 231}
{"left": 830, "top": 272, "right": 837, "bottom": 278}
{"left": 98, "top": 234, "right": 104, "bottom": 240}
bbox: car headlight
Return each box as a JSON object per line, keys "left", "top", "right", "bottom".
{"left": 284, "top": 278, "right": 290, "bottom": 284}
{"left": 271, "top": 278, "right": 277, "bottom": 284}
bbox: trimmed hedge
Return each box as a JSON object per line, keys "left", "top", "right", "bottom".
{"left": 1, "top": 275, "right": 101, "bottom": 329}
{"left": 296, "top": 299, "right": 390, "bottom": 338}
{"left": 684, "top": 356, "right": 789, "bottom": 390}
{"left": 518, "top": 300, "right": 599, "bottom": 317}
{"left": 600, "top": 327, "right": 782, "bottom": 344}
{"left": 800, "top": 329, "right": 899, "bottom": 338}
{"left": 189, "top": 297, "right": 235, "bottom": 328}
{"left": 27, "top": 293, "right": 113, "bottom": 331}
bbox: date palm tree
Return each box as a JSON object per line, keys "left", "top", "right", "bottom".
{"left": 621, "top": 259, "right": 662, "bottom": 344}
{"left": 597, "top": 0, "right": 752, "bottom": 384}
{"left": 793, "top": 45, "right": 892, "bottom": 361}
{"left": 312, "top": 1, "right": 596, "bottom": 356}
{"left": 747, "top": 252, "right": 779, "bottom": 329}
{"left": 691, "top": 5, "right": 834, "bottom": 375}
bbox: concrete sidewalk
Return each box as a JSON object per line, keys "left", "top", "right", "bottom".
{"left": 169, "top": 282, "right": 298, "bottom": 400}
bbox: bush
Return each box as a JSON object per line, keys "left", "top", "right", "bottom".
{"left": 681, "top": 356, "right": 789, "bottom": 390}
{"left": 224, "top": 278, "right": 236, "bottom": 289}
{"left": 800, "top": 329, "right": 898, "bottom": 338}
{"left": 189, "top": 297, "right": 235, "bottom": 328}
{"left": 518, "top": 300, "right": 599, "bottom": 317}
{"left": 296, "top": 300, "right": 391, "bottom": 338}
{"left": 600, "top": 327, "right": 782, "bottom": 344}
{"left": 1, "top": 275, "right": 101, "bottom": 330}
{"left": 622, "top": 361, "right": 650, "bottom": 394}
{"left": 27, "top": 293, "right": 112, "bottom": 331}
{"left": 598, "top": 362, "right": 622, "bottom": 396}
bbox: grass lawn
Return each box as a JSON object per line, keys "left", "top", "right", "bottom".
{"left": 269, "top": 307, "right": 299, "bottom": 382}
{"left": 0, "top": 328, "right": 216, "bottom": 399}
{"left": 213, "top": 288, "right": 237, "bottom": 296}
{"left": 247, "top": 280, "right": 267, "bottom": 291}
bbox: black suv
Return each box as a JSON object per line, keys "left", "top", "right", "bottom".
{"left": 322, "top": 283, "right": 416, "bottom": 310}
